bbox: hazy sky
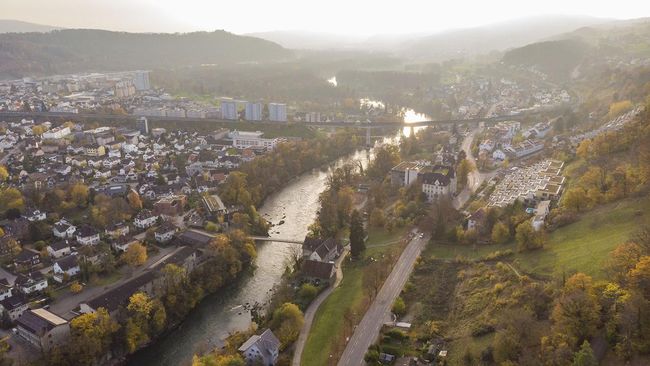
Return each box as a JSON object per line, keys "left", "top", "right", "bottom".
{"left": 3, "top": 0, "right": 650, "bottom": 35}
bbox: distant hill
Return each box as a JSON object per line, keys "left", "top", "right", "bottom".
{"left": 0, "top": 19, "right": 62, "bottom": 33}
{"left": 246, "top": 30, "right": 367, "bottom": 50}
{"left": 502, "top": 39, "right": 591, "bottom": 79}
{"left": 401, "top": 15, "right": 606, "bottom": 61}
{"left": 0, "top": 29, "right": 291, "bottom": 78}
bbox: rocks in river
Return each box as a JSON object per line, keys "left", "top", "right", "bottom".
{"left": 278, "top": 220, "right": 285, "bottom": 225}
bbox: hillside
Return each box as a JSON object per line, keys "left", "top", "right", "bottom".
{"left": 0, "top": 29, "right": 291, "bottom": 78}
{"left": 0, "top": 19, "right": 61, "bottom": 33}
{"left": 502, "top": 39, "right": 591, "bottom": 79}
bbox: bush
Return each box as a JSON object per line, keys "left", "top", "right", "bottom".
{"left": 392, "top": 297, "right": 406, "bottom": 317}
{"left": 471, "top": 323, "right": 495, "bottom": 337}
{"left": 298, "top": 283, "right": 318, "bottom": 303}
{"left": 386, "top": 328, "right": 408, "bottom": 341}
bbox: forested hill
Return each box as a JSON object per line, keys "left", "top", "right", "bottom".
{"left": 502, "top": 39, "right": 591, "bottom": 79}
{"left": 0, "top": 29, "right": 292, "bottom": 78}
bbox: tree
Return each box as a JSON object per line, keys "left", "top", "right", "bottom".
{"left": 69, "top": 183, "right": 90, "bottom": 207}
{"left": 392, "top": 297, "right": 406, "bottom": 316}
{"left": 628, "top": 256, "right": 650, "bottom": 300}
{"left": 127, "top": 190, "right": 143, "bottom": 210}
{"left": 552, "top": 273, "right": 601, "bottom": 345}
{"left": 562, "top": 188, "right": 589, "bottom": 213}
{"left": 491, "top": 221, "right": 510, "bottom": 244}
{"left": 270, "top": 303, "right": 304, "bottom": 349}
{"left": 605, "top": 242, "right": 644, "bottom": 285}
{"left": 515, "top": 221, "right": 544, "bottom": 251}
{"left": 298, "top": 283, "right": 318, "bottom": 303}
{"left": 70, "top": 281, "right": 83, "bottom": 294}
{"left": 457, "top": 158, "right": 475, "bottom": 188}
{"left": 349, "top": 209, "right": 365, "bottom": 258}
{"left": 572, "top": 341, "right": 597, "bottom": 366}
{"left": 69, "top": 308, "right": 119, "bottom": 365}
{"left": 369, "top": 208, "right": 386, "bottom": 228}
{"left": 124, "top": 242, "right": 147, "bottom": 267}
{"left": 0, "top": 166, "right": 7, "bottom": 182}
{"left": 0, "top": 187, "right": 24, "bottom": 212}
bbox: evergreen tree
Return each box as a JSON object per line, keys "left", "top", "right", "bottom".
{"left": 572, "top": 341, "right": 597, "bottom": 366}
{"left": 349, "top": 209, "right": 365, "bottom": 258}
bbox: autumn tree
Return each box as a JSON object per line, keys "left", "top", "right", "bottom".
{"left": 628, "top": 256, "right": 650, "bottom": 300}
{"left": 491, "top": 221, "right": 510, "bottom": 244}
{"left": 270, "top": 303, "right": 304, "bottom": 349}
{"left": 572, "top": 341, "right": 597, "bottom": 366}
{"left": 0, "top": 187, "right": 24, "bottom": 212}
{"left": 0, "top": 166, "right": 8, "bottom": 182}
{"left": 127, "top": 190, "right": 143, "bottom": 210}
{"left": 562, "top": 187, "right": 589, "bottom": 213}
{"left": 69, "top": 183, "right": 90, "bottom": 207}
{"left": 552, "top": 273, "right": 601, "bottom": 345}
{"left": 349, "top": 209, "right": 366, "bottom": 258}
{"left": 69, "top": 308, "right": 119, "bottom": 365}
{"left": 125, "top": 292, "right": 166, "bottom": 352}
{"left": 369, "top": 208, "right": 385, "bottom": 228}
{"left": 515, "top": 221, "right": 544, "bottom": 251}
{"left": 605, "top": 242, "right": 644, "bottom": 284}
{"left": 124, "top": 242, "right": 147, "bottom": 267}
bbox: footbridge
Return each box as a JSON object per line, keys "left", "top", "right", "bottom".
{"left": 250, "top": 236, "right": 304, "bottom": 245}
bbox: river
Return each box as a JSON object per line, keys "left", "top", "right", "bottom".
{"left": 128, "top": 149, "right": 374, "bottom": 366}
{"left": 129, "top": 94, "right": 429, "bottom": 365}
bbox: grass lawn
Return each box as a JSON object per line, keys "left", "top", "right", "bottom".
{"left": 424, "top": 241, "right": 514, "bottom": 261}
{"left": 89, "top": 271, "right": 123, "bottom": 287}
{"left": 516, "top": 197, "right": 649, "bottom": 279}
{"left": 302, "top": 227, "right": 408, "bottom": 366}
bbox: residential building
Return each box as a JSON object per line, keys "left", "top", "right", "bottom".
{"left": 136, "top": 117, "right": 149, "bottom": 135}
{"left": 268, "top": 103, "right": 287, "bottom": 122}
{"left": 154, "top": 222, "right": 177, "bottom": 243}
{"left": 390, "top": 161, "right": 429, "bottom": 187}
{"left": 76, "top": 225, "right": 100, "bottom": 246}
{"left": 0, "top": 278, "right": 13, "bottom": 301}
{"left": 16, "top": 309, "right": 70, "bottom": 351}
{"left": 301, "top": 260, "right": 335, "bottom": 283}
{"left": 153, "top": 195, "right": 187, "bottom": 217}
{"left": 238, "top": 329, "right": 281, "bottom": 366}
{"left": 245, "top": 102, "right": 263, "bottom": 121}
{"left": 134, "top": 209, "right": 158, "bottom": 229}
{"left": 302, "top": 237, "right": 342, "bottom": 262}
{"left": 14, "top": 249, "right": 41, "bottom": 268}
{"left": 133, "top": 71, "right": 151, "bottom": 91}
{"left": 105, "top": 222, "right": 130, "bottom": 238}
{"left": 15, "top": 271, "right": 48, "bottom": 294}
{"left": 53, "top": 218, "right": 76, "bottom": 239}
{"left": 221, "top": 100, "right": 238, "bottom": 120}
{"left": 0, "top": 293, "right": 28, "bottom": 321}
{"left": 420, "top": 165, "right": 457, "bottom": 202}
{"left": 24, "top": 209, "right": 47, "bottom": 222}
{"left": 47, "top": 241, "right": 71, "bottom": 259}
{"left": 53, "top": 255, "right": 81, "bottom": 282}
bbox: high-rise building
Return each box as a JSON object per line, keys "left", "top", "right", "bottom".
{"left": 136, "top": 117, "right": 149, "bottom": 134}
{"left": 245, "top": 102, "right": 263, "bottom": 121}
{"left": 268, "top": 103, "right": 287, "bottom": 122}
{"left": 221, "top": 100, "right": 238, "bottom": 120}
{"left": 133, "top": 71, "right": 150, "bottom": 91}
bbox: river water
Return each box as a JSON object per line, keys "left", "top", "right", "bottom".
{"left": 129, "top": 149, "right": 374, "bottom": 366}
{"left": 129, "top": 92, "right": 429, "bottom": 365}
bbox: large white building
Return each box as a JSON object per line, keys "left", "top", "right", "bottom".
{"left": 221, "top": 100, "right": 238, "bottom": 120}
{"left": 245, "top": 102, "right": 263, "bottom": 121}
{"left": 42, "top": 126, "right": 71, "bottom": 140}
{"left": 229, "top": 130, "right": 280, "bottom": 150}
{"left": 133, "top": 71, "right": 150, "bottom": 91}
{"left": 268, "top": 103, "right": 287, "bottom": 122}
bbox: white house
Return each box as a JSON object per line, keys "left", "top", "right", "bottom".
{"left": 25, "top": 209, "right": 47, "bottom": 222}
{"left": 238, "top": 329, "right": 280, "bottom": 366}
{"left": 419, "top": 166, "right": 457, "bottom": 202}
{"left": 492, "top": 149, "right": 507, "bottom": 161}
{"left": 134, "top": 210, "right": 158, "bottom": 229}
{"left": 46, "top": 241, "right": 71, "bottom": 259}
{"left": 15, "top": 272, "right": 48, "bottom": 295}
{"left": 76, "top": 226, "right": 100, "bottom": 246}
{"left": 53, "top": 256, "right": 81, "bottom": 282}
{"left": 53, "top": 219, "right": 76, "bottom": 239}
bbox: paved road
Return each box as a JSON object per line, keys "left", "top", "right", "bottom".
{"left": 336, "top": 234, "right": 427, "bottom": 366}
{"left": 453, "top": 129, "right": 497, "bottom": 209}
{"left": 291, "top": 249, "right": 348, "bottom": 366}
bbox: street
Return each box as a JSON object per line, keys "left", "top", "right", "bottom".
{"left": 453, "top": 128, "right": 497, "bottom": 209}
{"left": 336, "top": 233, "right": 427, "bottom": 366}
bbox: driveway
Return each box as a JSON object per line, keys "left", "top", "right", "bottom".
{"left": 336, "top": 234, "right": 427, "bottom": 366}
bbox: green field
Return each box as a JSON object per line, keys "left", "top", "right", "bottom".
{"left": 517, "top": 197, "right": 649, "bottom": 279}
{"left": 302, "top": 227, "right": 407, "bottom": 366}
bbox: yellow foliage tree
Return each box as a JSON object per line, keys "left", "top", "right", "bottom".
{"left": 124, "top": 242, "right": 147, "bottom": 267}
